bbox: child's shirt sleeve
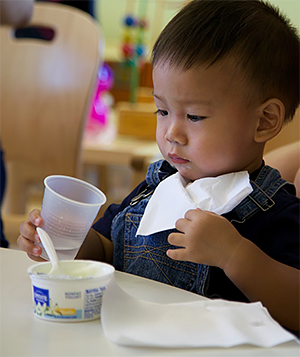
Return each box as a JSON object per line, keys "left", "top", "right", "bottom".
{"left": 92, "top": 180, "right": 148, "bottom": 239}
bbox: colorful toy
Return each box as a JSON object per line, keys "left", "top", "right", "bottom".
{"left": 87, "top": 63, "right": 114, "bottom": 132}
{"left": 121, "top": 1, "right": 149, "bottom": 103}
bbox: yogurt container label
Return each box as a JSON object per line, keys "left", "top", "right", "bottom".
{"left": 32, "top": 284, "right": 105, "bottom": 320}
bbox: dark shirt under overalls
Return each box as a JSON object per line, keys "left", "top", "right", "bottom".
{"left": 93, "top": 160, "right": 299, "bottom": 302}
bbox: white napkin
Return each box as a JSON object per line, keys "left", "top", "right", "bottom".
{"left": 136, "top": 171, "right": 253, "bottom": 236}
{"left": 101, "top": 277, "right": 298, "bottom": 348}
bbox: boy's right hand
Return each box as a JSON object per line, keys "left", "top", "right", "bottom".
{"left": 17, "top": 209, "right": 46, "bottom": 261}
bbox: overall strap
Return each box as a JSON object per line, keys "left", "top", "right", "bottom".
{"left": 146, "top": 159, "right": 177, "bottom": 188}
{"left": 130, "top": 160, "right": 177, "bottom": 207}
{"left": 229, "top": 165, "right": 293, "bottom": 223}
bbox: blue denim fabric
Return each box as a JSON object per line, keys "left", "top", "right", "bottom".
{"left": 229, "top": 165, "right": 287, "bottom": 223}
{"left": 111, "top": 160, "right": 289, "bottom": 296}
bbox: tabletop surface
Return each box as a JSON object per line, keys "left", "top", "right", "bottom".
{"left": 82, "top": 134, "right": 159, "bottom": 166}
{"left": 1, "top": 248, "right": 299, "bottom": 357}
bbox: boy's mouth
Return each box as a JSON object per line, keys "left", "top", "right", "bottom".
{"left": 168, "top": 153, "right": 190, "bottom": 165}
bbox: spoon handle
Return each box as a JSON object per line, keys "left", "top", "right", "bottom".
{"left": 36, "top": 227, "right": 60, "bottom": 268}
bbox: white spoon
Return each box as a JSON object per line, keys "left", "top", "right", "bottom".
{"left": 36, "top": 227, "right": 63, "bottom": 276}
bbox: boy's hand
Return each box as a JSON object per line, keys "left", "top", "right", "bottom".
{"left": 167, "top": 209, "right": 243, "bottom": 270}
{"left": 17, "top": 209, "right": 46, "bottom": 261}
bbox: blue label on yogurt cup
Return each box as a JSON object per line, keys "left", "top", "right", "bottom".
{"left": 33, "top": 286, "right": 49, "bottom": 307}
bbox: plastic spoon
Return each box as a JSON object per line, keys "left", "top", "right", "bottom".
{"left": 36, "top": 227, "right": 63, "bottom": 276}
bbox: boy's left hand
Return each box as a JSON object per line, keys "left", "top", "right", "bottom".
{"left": 167, "top": 209, "right": 243, "bottom": 270}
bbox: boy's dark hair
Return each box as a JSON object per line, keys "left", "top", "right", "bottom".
{"left": 151, "top": 0, "right": 300, "bottom": 121}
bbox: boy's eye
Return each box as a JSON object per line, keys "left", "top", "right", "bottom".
{"left": 154, "top": 109, "right": 168, "bottom": 116}
{"left": 187, "top": 114, "right": 207, "bottom": 122}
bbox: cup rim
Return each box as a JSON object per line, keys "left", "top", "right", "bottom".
{"left": 44, "top": 175, "right": 106, "bottom": 207}
{"left": 27, "top": 259, "right": 115, "bottom": 280}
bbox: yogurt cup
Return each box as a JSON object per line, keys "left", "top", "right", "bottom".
{"left": 28, "top": 260, "right": 114, "bottom": 322}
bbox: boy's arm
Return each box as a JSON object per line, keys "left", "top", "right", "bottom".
{"left": 76, "top": 228, "right": 113, "bottom": 264}
{"left": 167, "top": 209, "right": 299, "bottom": 331}
{"left": 224, "top": 237, "right": 299, "bottom": 332}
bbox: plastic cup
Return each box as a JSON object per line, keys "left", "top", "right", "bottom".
{"left": 39, "top": 175, "right": 106, "bottom": 260}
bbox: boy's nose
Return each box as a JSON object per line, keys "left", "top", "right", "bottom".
{"left": 165, "top": 120, "right": 187, "bottom": 145}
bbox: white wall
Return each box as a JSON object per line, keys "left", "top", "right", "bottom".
{"left": 95, "top": 0, "right": 300, "bottom": 61}
{"left": 269, "top": 0, "right": 299, "bottom": 30}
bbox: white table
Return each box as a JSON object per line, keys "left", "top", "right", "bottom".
{"left": 1, "top": 248, "right": 299, "bottom": 357}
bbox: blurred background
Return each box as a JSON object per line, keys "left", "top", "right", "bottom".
{"left": 1, "top": 0, "right": 299, "bottom": 248}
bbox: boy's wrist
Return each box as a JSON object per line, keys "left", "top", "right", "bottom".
{"left": 222, "top": 237, "right": 251, "bottom": 279}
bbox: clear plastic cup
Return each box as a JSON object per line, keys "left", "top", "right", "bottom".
{"left": 39, "top": 175, "right": 106, "bottom": 260}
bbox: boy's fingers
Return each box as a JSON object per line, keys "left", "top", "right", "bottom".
{"left": 28, "top": 209, "right": 42, "bottom": 226}
{"left": 174, "top": 218, "right": 187, "bottom": 232}
{"left": 166, "top": 248, "right": 186, "bottom": 261}
{"left": 27, "top": 253, "right": 45, "bottom": 262}
{"left": 19, "top": 220, "right": 37, "bottom": 242}
{"left": 16, "top": 234, "right": 41, "bottom": 256}
{"left": 168, "top": 232, "right": 185, "bottom": 247}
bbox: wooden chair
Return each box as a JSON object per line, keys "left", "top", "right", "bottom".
{"left": 0, "top": 2, "right": 103, "bottom": 216}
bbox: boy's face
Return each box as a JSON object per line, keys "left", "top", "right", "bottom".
{"left": 152, "top": 61, "right": 264, "bottom": 181}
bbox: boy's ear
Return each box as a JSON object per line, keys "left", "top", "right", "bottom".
{"left": 254, "top": 99, "right": 285, "bottom": 143}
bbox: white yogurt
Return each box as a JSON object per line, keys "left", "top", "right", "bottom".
{"left": 28, "top": 260, "right": 114, "bottom": 322}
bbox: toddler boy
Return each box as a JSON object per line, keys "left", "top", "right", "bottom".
{"left": 18, "top": 0, "right": 299, "bottom": 332}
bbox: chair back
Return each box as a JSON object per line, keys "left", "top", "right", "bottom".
{"left": 0, "top": 2, "right": 103, "bottom": 213}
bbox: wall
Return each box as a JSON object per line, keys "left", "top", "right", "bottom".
{"left": 270, "top": 0, "right": 300, "bottom": 29}
{"left": 96, "top": 0, "right": 186, "bottom": 61}
{"left": 95, "top": 0, "right": 300, "bottom": 61}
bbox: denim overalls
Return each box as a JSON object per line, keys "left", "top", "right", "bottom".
{"left": 111, "top": 160, "right": 289, "bottom": 296}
